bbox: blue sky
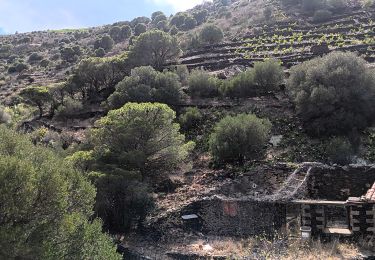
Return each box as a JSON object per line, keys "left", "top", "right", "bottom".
{"left": 0, "top": 0, "right": 208, "bottom": 34}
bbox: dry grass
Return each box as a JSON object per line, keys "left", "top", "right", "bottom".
{"left": 181, "top": 235, "right": 364, "bottom": 259}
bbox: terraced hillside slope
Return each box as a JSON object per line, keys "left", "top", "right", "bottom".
{"left": 180, "top": 7, "right": 375, "bottom": 71}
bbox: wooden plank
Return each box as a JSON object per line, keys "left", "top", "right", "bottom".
{"left": 292, "top": 200, "right": 347, "bottom": 206}
{"left": 323, "top": 228, "right": 352, "bottom": 235}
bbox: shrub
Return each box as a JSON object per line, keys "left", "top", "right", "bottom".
{"left": 134, "top": 23, "right": 147, "bottom": 36}
{"left": 55, "top": 97, "right": 84, "bottom": 119}
{"left": 193, "top": 9, "right": 208, "bottom": 25}
{"left": 220, "top": 69, "right": 256, "bottom": 98}
{"left": 253, "top": 59, "right": 284, "bottom": 91}
{"left": 95, "top": 47, "right": 106, "bottom": 57}
{"left": 170, "top": 25, "right": 179, "bottom": 35}
{"left": 8, "top": 62, "right": 28, "bottom": 73}
{"left": 183, "top": 15, "right": 197, "bottom": 30}
{"left": 188, "top": 69, "right": 219, "bottom": 98}
{"left": 288, "top": 52, "right": 375, "bottom": 136}
{"left": 120, "top": 25, "right": 132, "bottom": 39}
{"left": 108, "top": 66, "right": 182, "bottom": 108}
{"left": 152, "top": 13, "right": 167, "bottom": 25}
{"left": 156, "top": 20, "right": 169, "bottom": 31}
{"left": 60, "top": 46, "right": 81, "bottom": 62}
{"left": 40, "top": 59, "right": 50, "bottom": 68}
{"left": 0, "top": 107, "right": 11, "bottom": 124}
{"left": 325, "top": 137, "right": 353, "bottom": 165}
{"left": 170, "top": 12, "right": 188, "bottom": 29}
{"left": 109, "top": 26, "right": 122, "bottom": 42}
{"left": 94, "top": 35, "right": 114, "bottom": 51}
{"left": 209, "top": 113, "right": 271, "bottom": 164}
{"left": 200, "top": 25, "right": 224, "bottom": 44}
{"left": 28, "top": 52, "right": 43, "bottom": 63}
{"left": 128, "top": 30, "right": 180, "bottom": 70}
{"left": 302, "top": 0, "right": 327, "bottom": 12}
{"left": 313, "top": 9, "right": 332, "bottom": 22}
{"left": 179, "top": 107, "right": 203, "bottom": 130}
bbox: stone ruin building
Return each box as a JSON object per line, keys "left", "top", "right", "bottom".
{"left": 178, "top": 163, "right": 375, "bottom": 239}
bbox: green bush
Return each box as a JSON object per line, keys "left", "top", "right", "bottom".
{"left": 170, "top": 12, "right": 188, "bottom": 29}
{"left": 288, "top": 52, "right": 375, "bottom": 136}
{"left": 220, "top": 69, "right": 256, "bottom": 98}
{"left": 209, "top": 113, "right": 271, "bottom": 164}
{"left": 40, "top": 59, "right": 50, "bottom": 68}
{"left": 313, "top": 9, "right": 332, "bottom": 22}
{"left": 179, "top": 107, "right": 203, "bottom": 130}
{"left": 108, "top": 66, "right": 182, "bottom": 108}
{"left": 183, "top": 15, "right": 197, "bottom": 30}
{"left": 90, "top": 102, "right": 194, "bottom": 175}
{"left": 95, "top": 47, "right": 106, "bottom": 57}
{"left": 134, "top": 23, "right": 147, "bottom": 36}
{"left": 325, "top": 137, "right": 353, "bottom": 165}
{"left": 94, "top": 35, "right": 114, "bottom": 51}
{"left": 128, "top": 30, "right": 180, "bottom": 70}
{"left": 220, "top": 60, "right": 283, "bottom": 98}
{"left": 0, "top": 126, "right": 120, "bottom": 259}
{"left": 253, "top": 59, "right": 284, "bottom": 91}
{"left": 28, "top": 52, "right": 43, "bottom": 63}
{"left": 199, "top": 24, "right": 224, "bottom": 44}
{"left": 8, "top": 62, "right": 28, "bottom": 73}
{"left": 55, "top": 97, "right": 84, "bottom": 119}
{"left": 188, "top": 69, "right": 219, "bottom": 98}
{"left": 0, "top": 107, "right": 11, "bottom": 124}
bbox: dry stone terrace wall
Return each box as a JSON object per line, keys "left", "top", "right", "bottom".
{"left": 307, "top": 165, "right": 375, "bottom": 201}
{"left": 176, "top": 8, "right": 375, "bottom": 71}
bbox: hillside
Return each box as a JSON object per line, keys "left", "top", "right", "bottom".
{"left": 1, "top": 0, "right": 375, "bottom": 259}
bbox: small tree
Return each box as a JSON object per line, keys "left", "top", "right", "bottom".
{"left": 188, "top": 69, "right": 219, "bottom": 98}
{"left": 199, "top": 25, "right": 224, "bottom": 44}
{"left": 109, "top": 26, "right": 123, "bottom": 42}
{"left": 325, "top": 136, "right": 354, "bottom": 165}
{"left": 253, "top": 59, "right": 284, "bottom": 91}
{"left": 179, "top": 107, "right": 203, "bottom": 131}
{"left": 209, "top": 113, "right": 271, "bottom": 164}
{"left": 183, "top": 15, "right": 197, "bottom": 30}
{"left": 193, "top": 9, "right": 209, "bottom": 25}
{"left": 0, "top": 126, "right": 120, "bottom": 259}
{"left": 134, "top": 23, "right": 147, "bottom": 36}
{"left": 90, "top": 102, "right": 194, "bottom": 176}
{"left": 120, "top": 25, "right": 132, "bottom": 39}
{"left": 20, "top": 86, "right": 51, "bottom": 118}
{"left": 108, "top": 66, "right": 182, "bottom": 108}
{"left": 94, "top": 35, "right": 114, "bottom": 51}
{"left": 128, "top": 30, "right": 181, "bottom": 70}
{"left": 288, "top": 52, "right": 375, "bottom": 136}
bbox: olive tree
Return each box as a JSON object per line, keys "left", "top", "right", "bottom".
{"left": 209, "top": 113, "right": 271, "bottom": 164}
{"left": 288, "top": 51, "right": 375, "bottom": 136}
{"left": 128, "top": 30, "right": 181, "bottom": 70}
